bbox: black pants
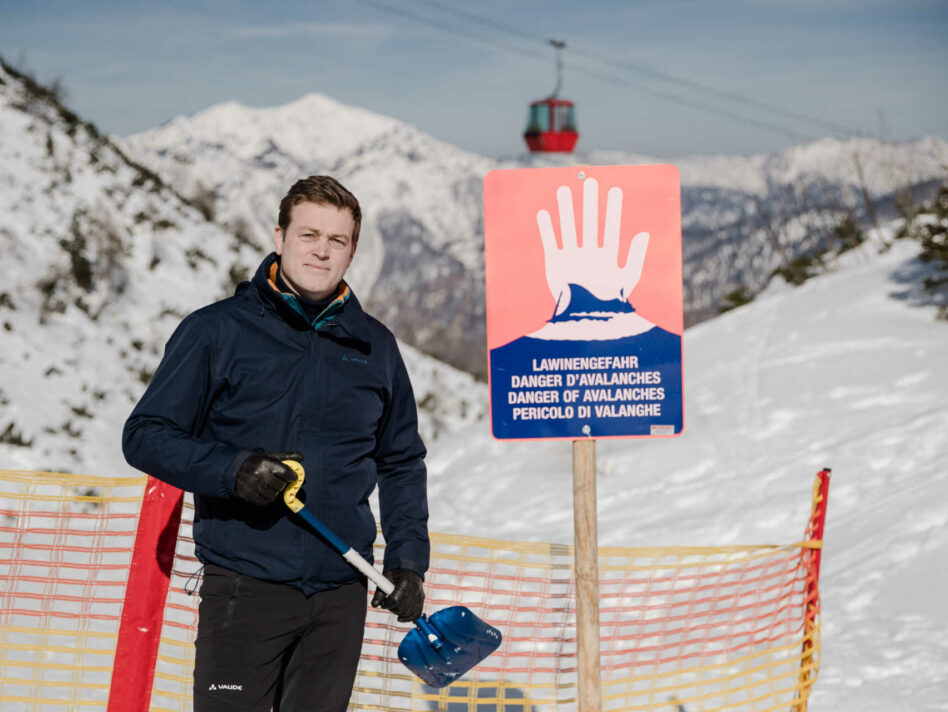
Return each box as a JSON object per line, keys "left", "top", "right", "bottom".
{"left": 193, "top": 563, "right": 368, "bottom": 712}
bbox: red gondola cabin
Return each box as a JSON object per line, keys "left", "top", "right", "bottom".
{"left": 524, "top": 98, "right": 579, "bottom": 153}
{"left": 524, "top": 40, "right": 579, "bottom": 153}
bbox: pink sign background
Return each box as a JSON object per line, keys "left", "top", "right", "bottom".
{"left": 483, "top": 164, "right": 682, "bottom": 350}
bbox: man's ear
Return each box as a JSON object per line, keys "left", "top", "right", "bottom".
{"left": 273, "top": 227, "right": 284, "bottom": 255}
{"left": 349, "top": 238, "right": 358, "bottom": 261}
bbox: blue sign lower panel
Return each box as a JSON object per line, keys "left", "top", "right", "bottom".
{"left": 489, "top": 327, "right": 683, "bottom": 439}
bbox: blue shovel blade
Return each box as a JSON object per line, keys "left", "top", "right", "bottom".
{"left": 398, "top": 606, "right": 502, "bottom": 688}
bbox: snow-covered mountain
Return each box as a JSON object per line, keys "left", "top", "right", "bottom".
{"left": 0, "top": 60, "right": 486, "bottom": 477}
{"left": 121, "top": 94, "right": 494, "bottom": 375}
{"left": 2, "top": 61, "right": 947, "bottom": 711}
{"left": 121, "top": 94, "right": 948, "bottom": 374}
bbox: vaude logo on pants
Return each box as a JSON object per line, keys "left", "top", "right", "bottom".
{"left": 209, "top": 683, "right": 243, "bottom": 691}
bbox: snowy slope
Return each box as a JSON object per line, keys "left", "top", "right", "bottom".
{"left": 121, "top": 94, "right": 948, "bottom": 373}
{"left": 425, "top": 233, "right": 948, "bottom": 712}
{"left": 0, "top": 60, "right": 236, "bottom": 476}
{"left": 0, "top": 62, "right": 486, "bottom": 477}
{"left": 2, "top": 64, "right": 947, "bottom": 710}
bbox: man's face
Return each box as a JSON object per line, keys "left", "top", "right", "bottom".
{"left": 273, "top": 201, "right": 357, "bottom": 301}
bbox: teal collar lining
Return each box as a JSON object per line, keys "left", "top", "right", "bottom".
{"left": 280, "top": 288, "right": 350, "bottom": 330}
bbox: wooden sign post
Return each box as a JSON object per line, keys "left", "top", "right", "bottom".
{"left": 572, "top": 439, "right": 601, "bottom": 712}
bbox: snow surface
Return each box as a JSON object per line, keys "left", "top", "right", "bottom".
{"left": 424, "top": 233, "right": 948, "bottom": 712}
{"left": 2, "top": 64, "right": 947, "bottom": 710}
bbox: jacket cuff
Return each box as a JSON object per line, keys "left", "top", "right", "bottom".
{"left": 219, "top": 449, "right": 253, "bottom": 499}
{"left": 382, "top": 556, "right": 428, "bottom": 581}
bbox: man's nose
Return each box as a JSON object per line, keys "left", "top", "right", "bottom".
{"left": 310, "top": 238, "right": 330, "bottom": 258}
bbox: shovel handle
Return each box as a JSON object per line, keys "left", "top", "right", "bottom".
{"left": 282, "top": 460, "right": 396, "bottom": 597}
{"left": 298, "top": 507, "right": 395, "bottom": 595}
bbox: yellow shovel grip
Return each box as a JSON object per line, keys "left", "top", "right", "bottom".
{"left": 282, "top": 460, "right": 305, "bottom": 513}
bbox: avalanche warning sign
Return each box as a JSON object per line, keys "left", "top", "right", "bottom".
{"left": 484, "top": 164, "right": 684, "bottom": 440}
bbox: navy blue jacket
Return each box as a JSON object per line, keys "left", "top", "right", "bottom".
{"left": 123, "top": 253, "right": 429, "bottom": 594}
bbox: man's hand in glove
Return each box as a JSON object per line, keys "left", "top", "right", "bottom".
{"left": 371, "top": 569, "right": 425, "bottom": 622}
{"left": 234, "top": 451, "right": 303, "bottom": 506}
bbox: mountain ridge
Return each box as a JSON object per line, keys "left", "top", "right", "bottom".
{"left": 120, "top": 92, "right": 948, "bottom": 374}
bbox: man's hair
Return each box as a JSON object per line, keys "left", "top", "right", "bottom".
{"left": 277, "top": 176, "right": 362, "bottom": 243}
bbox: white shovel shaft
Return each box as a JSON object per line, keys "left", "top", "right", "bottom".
{"left": 342, "top": 548, "right": 395, "bottom": 595}
{"left": 280, "top": 461, "right": 396, "bottom": 597}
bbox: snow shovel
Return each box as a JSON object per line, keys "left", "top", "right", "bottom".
{"left": 281, "top": 460, "right": 502, "bottom": 688}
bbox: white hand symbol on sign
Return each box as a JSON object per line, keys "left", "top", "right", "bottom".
{"left": 537, "top": 178, "right": 649, "bottom": 315}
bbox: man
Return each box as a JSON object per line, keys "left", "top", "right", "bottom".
{"left": 123, "top": 176, "right": 428, "bottom": 711}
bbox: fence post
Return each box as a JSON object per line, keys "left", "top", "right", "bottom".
{"left": 794, "top": 468, "right": 831, "bottom": 711}
{"left": 107, "top": 476, "right": 184, "bottom": 712}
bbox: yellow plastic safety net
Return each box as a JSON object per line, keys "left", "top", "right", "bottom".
{"left": 0, "top": 470, "right": 144, "bottom": 708}
{"left": 0, "top": 470, "right": 825, "bottom": 712}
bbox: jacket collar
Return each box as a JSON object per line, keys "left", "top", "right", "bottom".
{"left": 250, "top": 253, "right": 372, "bottom": 344}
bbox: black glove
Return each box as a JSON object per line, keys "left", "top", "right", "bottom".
{"left": 371, "top": 569, "right": 425, "bottom": 622}
{"left": 234, "top": 451, "right": 303, "bottom": 506}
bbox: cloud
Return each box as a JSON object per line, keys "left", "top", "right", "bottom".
{"left": 223, "top": 22, "right": 391, "bottom": 40}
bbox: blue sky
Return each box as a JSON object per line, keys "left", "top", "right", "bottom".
{"left": 1, "top": 0, "right": 945, "bottom": 157}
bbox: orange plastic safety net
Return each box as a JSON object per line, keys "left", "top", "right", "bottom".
{"left": 0, "top": 470, "right": 144, "bottom": 709}
{"left": 0, "top": 470, "right": 824, "bottom": 712}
